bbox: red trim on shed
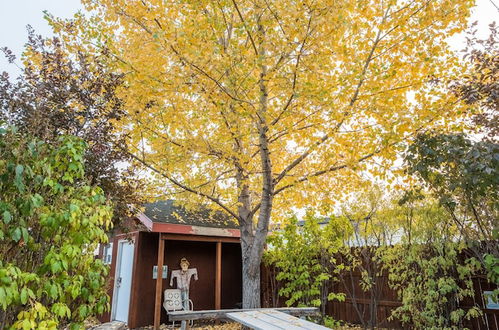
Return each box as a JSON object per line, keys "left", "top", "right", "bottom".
{"left": 137, "top": 213, "right": 154, "bottom": 231}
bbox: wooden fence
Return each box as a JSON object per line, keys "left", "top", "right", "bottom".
{"left": 261, "top": 256, "right": 499, "bottom": 329}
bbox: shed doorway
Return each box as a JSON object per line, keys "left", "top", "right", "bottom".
{"left": 112, "top": 240, "right": 135, "bottom": 322}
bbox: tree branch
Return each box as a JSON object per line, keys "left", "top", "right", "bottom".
{"left": 270, "top": 11, "right": 314, "bottom": 127}
{"left": 272, "top": 18, "right": 384, "bottom": 185}
{"left": 126, "top": 150, "right": 241, "bottom": 221}
{"left": 274, "top": 152, "right": 377, "bottom": 195}
{"left": 231, "top": 0, "right": 258, "bottom": 55}
{"left": 169, "top": 45, "right": 253, "bottom": 105}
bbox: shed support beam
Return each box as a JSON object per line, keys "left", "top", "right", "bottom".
{"left": 215, "top": 241, "right": 222, "bottom": 309}
{"left": 154, "top": 235, "right": 165, "bottom": 330}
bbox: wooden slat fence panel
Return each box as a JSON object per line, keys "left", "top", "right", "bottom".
{"left": 261, "top": 248, "right": 498, "bottom": 330}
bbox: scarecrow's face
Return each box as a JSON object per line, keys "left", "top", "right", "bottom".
{"left": 180, "top": 261, "right": 189, "bottom": 271}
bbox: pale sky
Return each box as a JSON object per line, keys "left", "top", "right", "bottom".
{"left": 0, "top": 0, "right": 82, "bottom": 76}
{"left": 0, "top": 0, "right": 497, "bottom": 78}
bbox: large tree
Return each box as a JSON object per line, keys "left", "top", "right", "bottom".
{"left": 51, "top": 0, "right": 474, "bottom": 307}
{"left": 0, "top": 30, "right": 144, "bottom": 228}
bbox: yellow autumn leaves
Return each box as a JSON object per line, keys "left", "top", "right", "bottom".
{"left": 48, "top": 0, "right": 474, "bottom": 217}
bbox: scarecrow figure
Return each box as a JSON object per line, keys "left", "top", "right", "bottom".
{"left": 170, "top": 257, "right": 198, "bottom": 310}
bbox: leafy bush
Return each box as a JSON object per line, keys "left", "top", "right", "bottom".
{"left": 406, "top": 132, "right": 499, "bottom": 303}
{"left": 264, "top": 212, "right": 351, "bottom": 317}
{"left": 339, "top": 187, "right": 484, "bottom": 328}
{"left": 382, "top": 241, "right": 481, "bottom": 329}
{"left": 0, "top": 126, "right": 112, "bottom": 329}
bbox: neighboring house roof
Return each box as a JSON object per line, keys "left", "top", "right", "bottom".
{"left": 137, "top": 200, "right": 240, "bottom": 238}
{"left": 296, "top": 218, "right": 330, "bottom": 227}
{"left": 270, "top": 218, "right": 330, "bottom": 231}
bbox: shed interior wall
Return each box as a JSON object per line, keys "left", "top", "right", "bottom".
{"left": 128, "top": 232, "right": 242, "bottom": 328}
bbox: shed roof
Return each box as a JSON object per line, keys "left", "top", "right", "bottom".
{"left": 137, "top": 200, "right": 240, "bottom": 237}
{"left": 143, "top": 200, "right": 237, "bottom": 228}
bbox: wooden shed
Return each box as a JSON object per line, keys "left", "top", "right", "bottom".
{"left": 100, "top": 200, "right": 242, "bottom": 328}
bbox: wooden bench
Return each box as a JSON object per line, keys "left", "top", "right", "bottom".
{"left": 227, "top": 309, "right": 329, "bottom": 329}
{"left": 167, "top": 307, "right": 319, "bottom": 329}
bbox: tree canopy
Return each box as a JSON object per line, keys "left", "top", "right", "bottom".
{"left": 48, "top": 0, "right": 477, "bottom": 307}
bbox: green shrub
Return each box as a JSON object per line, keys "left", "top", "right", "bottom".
{"left": 0, "top": 126, "right": 112, "bottom": 329}
{"left": 264, "top": 212, "right": 351, "bottom": 318}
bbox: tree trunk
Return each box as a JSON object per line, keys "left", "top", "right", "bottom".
{"left": 239, "top": 208, "right": 269, "bottom": 309}
{"left": 242, "top": 258, "right": 261, "bottom": 308}
{"left": 238, "top": 10, "right": 273, "bottom": 310}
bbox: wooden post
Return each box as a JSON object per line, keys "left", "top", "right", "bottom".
{"left": 215, "top": 241, "right": 222, "bottom": 309}
{"left": 154, "top": 235, "right": 165, "bottom": 330}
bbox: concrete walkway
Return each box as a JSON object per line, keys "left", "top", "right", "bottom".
{"left": 90, "top": 321, "right": 127, "bottom": 330}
